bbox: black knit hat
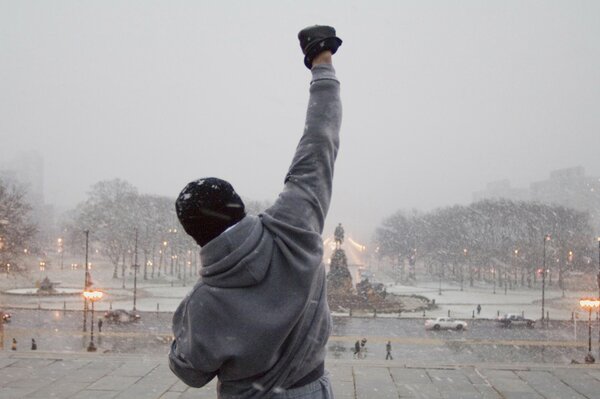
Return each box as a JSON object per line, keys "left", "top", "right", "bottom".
{"left": 175, "top": 178, "right": 246, "bottom": 247}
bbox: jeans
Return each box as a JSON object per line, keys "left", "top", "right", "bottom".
{"left": 272, "top": 372, "right": 333, "bottom": 399}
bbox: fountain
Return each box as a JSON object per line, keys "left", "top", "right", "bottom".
{"left": 326, "top": 223, "right": 430, "bottom": 314}
{"left": 4, "top": 276, "right": 81, "bottom": 296}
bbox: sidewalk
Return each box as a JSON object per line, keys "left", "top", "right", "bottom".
{"left": 2, "top": 351, "right": 600, "bottom": 399}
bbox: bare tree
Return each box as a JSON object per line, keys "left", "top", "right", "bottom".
{"left": 0, "top": 179, "right": 37, "bottom": 271}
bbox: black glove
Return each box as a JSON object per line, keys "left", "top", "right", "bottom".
{"left": 298, "top": 25, "right": 342, "bottom": 69}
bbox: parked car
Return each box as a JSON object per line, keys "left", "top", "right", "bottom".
{"left": 425, "top": 317, "right": 468, "bottom": 331}
{"left": 104, "top": 309, "right": 140, "bottom": 323}
{"left": 1, "top": 311, "right": 11, "bottom": 323}
{"left": 496, "top": 313, "right": 535, "bottom": 328}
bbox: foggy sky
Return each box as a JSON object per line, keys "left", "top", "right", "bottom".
{"left": 2, "top": 1, "right": 599, "bottom": 243}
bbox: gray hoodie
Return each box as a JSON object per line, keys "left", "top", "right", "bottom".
{"left": 169, "top": 63, "right": 342, "bottom": 398}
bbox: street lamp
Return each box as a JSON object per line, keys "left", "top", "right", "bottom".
{"left": 132, "top": 229, "right": 139, "bottom": 312}
{"left": 514, "top": 249, "right": 519, "bottom": 286}
{"left": 542, "top": 234, "right": 551, "bottom": 326}
{"left": 82, "top": 290, "right": 103, "bottom": 352}
{"left": 82, "top": 230, "right": 90, "bottom": 333}
{"left": 597, "top": 237, "right": 600, "bottom": 361}
{"left": 580, "top": 298, "right": 600, "bottom": 363}
{"left": 168, "top": 228, "right": 177, "bottom": 275}
{"left": 461, "top": 248, "right": 467, "bottom": 291}
{"left": 160, "top": 240, "right": 167, "bottom": 277}
{"left": 438, "top": 263, "right": 442, "bottom": 296}
{"left": 57, "top": 238, "right": 64, "bottom": 270}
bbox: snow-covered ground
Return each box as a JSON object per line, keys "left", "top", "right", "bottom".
{"left": 1, "top": 252, "right": 595, "bottom": 321}
{"left": 379, "top": 272, "right": 591, "bottom": 321}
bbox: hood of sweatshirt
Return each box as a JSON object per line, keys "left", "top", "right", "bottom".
{"left": 200, "top": 215, "right": 274, "bottom": 288}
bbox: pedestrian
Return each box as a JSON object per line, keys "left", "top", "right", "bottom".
{"left": 169, "top": 25, "right": 343, "bottom": 398}
{"left": 98, "top": 318, "right": 103, "bottom": 333}
{"left": 353, "top": 340, "right": 361, "bottom": 358}
{"left": 359, "top": 338, "right": 367, "bottom": 359}
{"left": 31, "top": 338, "right": 37, "bottom": 350}
{"left": 385, "top": 341, "right": 393, "bottom": 360}
{"left": 11, "top": 338, "right": 17, "bottom": 351}
{"left": 477, "top": 304, "right": 482, "bottom": 315}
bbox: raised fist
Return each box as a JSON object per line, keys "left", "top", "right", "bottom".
{"left": 298, "top": 25, "right": 342, "bottom": 69}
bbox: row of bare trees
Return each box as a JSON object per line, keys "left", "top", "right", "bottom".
{"left": 374, "top": 199, "right": 597, "bottom": 290}
{"left": 61, "top": 179, "right": 271, "bottom": 281}
{"left": 62, "top": 179, "right": 197, "bottom": 280}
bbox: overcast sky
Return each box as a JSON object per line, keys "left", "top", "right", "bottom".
{"left": 2, "top": 1, "right": 599, "bottom": 242}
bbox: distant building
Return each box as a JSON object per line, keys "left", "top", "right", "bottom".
{"left": 473, "top": 166, "right": 600, "bottom": 233}
{"left": 472, "top": 179, "right": 530, "bottom": 202}
{"left": 0, "top": 151, "right": 44, "bottom": 205}
{"left": 0, "top": 152, "right": 55, "bottom": 242}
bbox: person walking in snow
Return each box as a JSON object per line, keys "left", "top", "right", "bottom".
{"left": 169, "top": 25, "right": 343, "bottom": 398}
{"left": 385, "top": 341, "right": 393, "bottom": 360}
{"left": 353, "top": 340, "right": 361, "bottom": 359}
{"left": 477, "top": 304, "right": 482, "bottom": 315}
{"left": 359, "top": 338, "right": 368, "bottom": 359}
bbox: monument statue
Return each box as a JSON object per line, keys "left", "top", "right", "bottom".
{"left": 334, "top": 223, "right": 344, "bottom": 249}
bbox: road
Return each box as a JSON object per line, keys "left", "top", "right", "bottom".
{"left": 2, "top": 309, "right": 596, "bottom": 364}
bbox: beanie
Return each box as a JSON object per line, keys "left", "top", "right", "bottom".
{"left": 175, "top": 178, "right": 246, "bottom": 247}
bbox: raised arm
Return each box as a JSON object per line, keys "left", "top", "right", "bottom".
{"left": 265, "top": 48, "right": 342, "bottom": 234}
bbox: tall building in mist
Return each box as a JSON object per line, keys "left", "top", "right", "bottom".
{"left": 472, "top": 179, "right": 530, "bottom": 202}
{"left": 473, "top": 166, "right": 600, "bottom": 233}
{"left": 0, "top": 151, "right": 45, "bottom": 205}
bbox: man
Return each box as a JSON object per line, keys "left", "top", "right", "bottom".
{"left": 385, "top": 341, "right": 393, "bottom": 360}
{"left": 353, "top": 340, "right": 360, "bottom": 359}
{"left": 169, "top": 25, "right": 343, "bottom": 398}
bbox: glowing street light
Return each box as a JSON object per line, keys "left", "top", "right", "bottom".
{"left": 82, "top": 230, "right": 90, "bottom": 333}
{"left": 541, "top": 234, "right": 551, "bottom": 326}
{"left": 83, "top": 290, "right": 103, "bottom": 352}
{"left": 461, "top": 248, "right": 467, "bottom": 291}
{"left": 597, "top": 237, "right": 600, "bottom": 361}
{"left": 580, "top": 297, "right": 600, "bottom": 363}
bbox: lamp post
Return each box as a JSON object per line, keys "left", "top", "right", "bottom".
{"left": 82, "top": 290, "right": 103, "bottom": 352}
{"left": 514, "top": 249, "right": 519, "bottom": 287}
{"left": 57, "top": 238, "right": 64, "bottom": 270}
{"left": 169, "top": 228, "right": 177, "bottom": 275}
{"left": 132, "top": 228, "right": 139, "bottom": 312}
{"left": 82, "top": 230, "right": 90, "bottom": 333}
{"left": 580, "top": 298, "right": 600, "bottom": 363}
{"left": 542, "top": 234, "right": 551, "bottom": 326}
{"left": 597, "top": 237, "right": 600, "bottom": 361}
{"left": 461, "top": 248, "right": 467, "bottom": 291}
{"left": 438, "top": 263, "right": 442, "bottom": 296}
